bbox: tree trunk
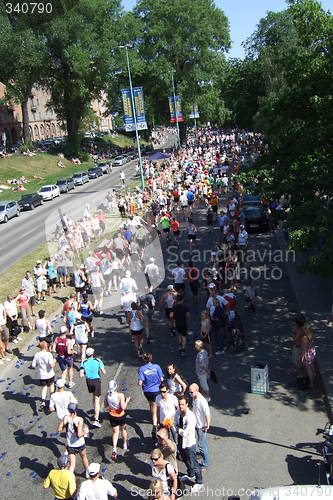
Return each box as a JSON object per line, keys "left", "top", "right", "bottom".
{"left": 66, "top": 108, "right": 81, "bottom": 157}
{"left": 21, "top": 94, "right": 31, "bottom": 144}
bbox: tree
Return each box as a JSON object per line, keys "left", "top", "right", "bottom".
{"left": 236, "top": 0, "right": 333, "bottom": 274}
{"left": 0, "top": 8, "right": 46, "bottom": 143}
{"left": 43, "top": 0, "right": 123, "bottom": 155}
{"left": 131, "top": 0, "right": 231, "bottom": 126}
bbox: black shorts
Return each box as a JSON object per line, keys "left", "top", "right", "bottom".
{"left": 75, "top": 286, "right": 86, "bottom": 293}
{"left": 188, "top": 234, "right": 196, "bottom": 240}
{"left": 39, "top": 334, "right": 53, "bottom": 345}
{"left": 67, "top": 444, "right": 86, "bottom": 455}
{"left": 212, "top": 205, "right": 218, "bottom": 213}
{"left": 174, "top": 283, "right": 185, "bottom": 293}
{"left": 144, "top": 391, "right": 160, "bottom": 402}
{"left": 86, "top": 378, "right": 101, "bottom": 396}
{"left": 109, "top": 414, "right": 126, "bottom": 427}
{"left": 174, "top": 197, "right": 179, "bottom": 202}
{"left": 115, "top": 248, "right": 124, "bottom": 259}
{"left": 177, "top": 328, "right": 187, "bottom": 337}
{"left": 131, "top": 328, "right": 144, "bottom": 336}
{"left": 40, "top": 376, "right": 55, "bottom": 387}
{"left": 163, "top": 227, "right": 170, "bottom": 233}
{"left": 49, "top": 277, "right": 57, "bottom": 286}
{"left": 188, "top": 200, "right": 194, "bottom": 206}
{"left": 165, "top": 307, "right": 174, "bottom": 319}
{"left": 82, "top": 315, "right": 93, "bottom": 324}
{"left": 29, "top": 296, "right": 36, "bottom": 307}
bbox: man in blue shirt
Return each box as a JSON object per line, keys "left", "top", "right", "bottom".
{"left": 80, "top": 347, "right": 106, "bottom": 428}
{"left": 138, "top": 352, "right": 163, "bottom": 439}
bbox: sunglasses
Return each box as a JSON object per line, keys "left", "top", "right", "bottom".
{"left": 160, "top": 390, "right": 167, "bottom": 393}
{"left": 151, "top": 456, "right": 160, "bottom": 462}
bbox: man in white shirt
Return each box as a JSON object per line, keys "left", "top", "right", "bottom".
{"left": 120, "top": 291, "right": 137, "bottom": 331}
{"left": 174, "top": 395, "right": 203, "bottom": 494}
{"left": 4, "top": 294, "right": 21, "bottom": 343}
{"left": 189, "top": 383, "right": 211, "bottom": 470}
{"left": 120, "top": 270, "right": 138, "bottom": 294}
{"left": 77, "top": 462, "right": 117, "bottom": 499}
{"left": 238, "top": 225, "right": 248, "bottom": 262}
{"left": 31, "top": 340, "right": 56, "bottom": 411}
{"left": 144, "top": 257, "right": 160, "bottom": 292}
{"left": 171, "top": 262, "right": 186, "bottom": 294}
{"left": 156, "top": 382, "right": 179, "bottom": 442}
{"left": 49, "top": 378, "right": 78, "bottom": 421}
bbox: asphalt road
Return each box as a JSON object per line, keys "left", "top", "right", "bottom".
{"left": 0, "top": 195, "right": 328, "bottom": 499}
{"left": 0, "top": 159, "right": 139, "bottom": 273}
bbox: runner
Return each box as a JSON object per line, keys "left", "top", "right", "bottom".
{"left": 77, "top": 463, "right": 118, "bottom": 499}
{"left": 43, "top": 455, "right": 76, "bottom": 500}
{"left": 79, "top": 292, "right": 95, "bottom": 338}
{"left": 58, "top": 403, "right": 89, "bottom": 477}
{"left": 53, "top": 326, "right": 75, "bottom": 388}
{"left": 35, "top": 309, "right": 54, "bottom": 350}
{"left": 128, "top": 302, "right": 145, "bottom": 357}
{"left": 104, "top": 380, "right": 130, "bottom": 462}
{"left": 170, "top": 294, "right": 190, "bottom": 357}
{"left": 80, "top": 347, "right": 106, "bottom": 427}
{"left": 138, "top": 352, "right": 164, "bottom": 440}
{"left": 166, "top": 363, "right": 187, "bottom": 395}
{"left": 159, "top": 285, "right": 177, "bottom": 336}
{"left": 31, "top": 340, "right": 56, "bottom": 411}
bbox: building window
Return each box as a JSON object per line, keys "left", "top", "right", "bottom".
{"left": 39, "top": 112, "right": 42, "bottom": 119}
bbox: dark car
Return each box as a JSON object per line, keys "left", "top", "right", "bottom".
{"left": 56, "top": 178, "right": 75, "bottom": 193}
{"left": 244, "top": 206, "right": 269, "bottom": 232}
{"left": 98, "top": 162, "right": 111, "bottom": 174}
{"left": 18, "top": 193, "right": 43, "bottom": 211}
{"left": 88, "top": 167, "right": 103, "bottom": 179}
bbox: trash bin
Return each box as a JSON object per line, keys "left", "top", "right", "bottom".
{"left": 251, "top": 363, "right": 269, "bottom": 394}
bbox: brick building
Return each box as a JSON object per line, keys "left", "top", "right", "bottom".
{"left": 0, "top": 84, "right": 112, "bottom": 145}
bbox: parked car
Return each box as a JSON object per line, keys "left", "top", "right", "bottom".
{"left": 244, "top": 206, "right": 269, "bottom": 232}
{"left": 0, "top": 200, "right": 20, "bottom": 223}
{"left": 38, "top": 184, "right": 60, "bottom": 201}
{"left": 88, "top": 167, "right": 103, "bottom": 179}
{"left": 113, "top": 155, "right": 127, "bottom": 167}
{"left": 242, "top": 194, "right": 262, "bottom": 207}
{"left": 18, "top": 193, "right": 43, "bottom": 210}
{"left": 72, "top": 172, "right": 89, "bottom": 185}
{"left": 98, "top": 162, "right": 111, "bottom": 174}
{"left": 56, "top": 178, "right": 75, "bottom": 193}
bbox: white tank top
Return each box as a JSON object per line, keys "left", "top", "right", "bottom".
{"left": 166, "top": 293, "right": 174, "bottom": 309}
{"left": 107, "top": 392, "right": 120, "bottom": 411}
{"left": 130, "top": 310, "right": 143, "bottom": 331}
{"left": 167, "top": 375, "right": 182, "bottom": 395}
{"left": 65, "top": 416, "right": 85, "bottom": 448}
{"left": 35, "top": 318, "right": 48, "bottom": 337}
{"left": 91, "top": 272, "right": 101, "bottom": 288}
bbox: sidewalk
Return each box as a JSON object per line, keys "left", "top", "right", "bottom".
{"left": 275, "top": 228, "right": 333, "bottom": 420}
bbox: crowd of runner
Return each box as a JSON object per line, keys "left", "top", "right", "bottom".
{"left": 1, "top": 127, "right": 286, "bottom": 499}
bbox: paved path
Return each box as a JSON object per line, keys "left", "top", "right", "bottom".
{"left": 0, "top": 160, "right": 139, "bottom": 273}
{"left": 0, "top": 200, "right": 328, "bottom": 499}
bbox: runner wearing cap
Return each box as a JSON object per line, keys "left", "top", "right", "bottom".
{"left": 43, "top": 455, "right": 76, "bottom": 500}
{"left": 58, "top": 403, "right": 89, "bottom": 477}
{"left": 49, "top": 378, "right": 78, "bottom": 422}
{"left": 144, "top": 257, "right": 160, "bottom": 292}
{"left": 31, "top": 340, "right": 56, "bottom": 411}
{"left": 53, "top": 326, "right": 75, "bottom": 389}
{"left": 104, "top": 380, "right": 131, "bottom": 462}
{"left": 80, "top": 348, "right": 106, "bottom": 427}
{"left": 77, "top": 463, "right": 118, "bottom": 499}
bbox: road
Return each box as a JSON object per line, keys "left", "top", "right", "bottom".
{"left": 0, "top": 195, "right": 328, "bottom": 499}
{"left": 0, "top": 160, "right": 139, "bottom": 273}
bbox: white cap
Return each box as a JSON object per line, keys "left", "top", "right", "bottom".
{"left": 149, "top": 257, "right": 155, "bottom": 262}
{"left": 60, "top": 326, "right": 67, "bottom": 334}
{"left": 86, "top": 347, "right": 94, "bottom": 357}
{"left": 108, "top": 380, "right": 117, "bottom": 392}
{"left": 56, "top": 378, "right": 66, "bottom": 388}
{"left": 167, "top": 285, "right": 174, "bottom": 291}
{"left": 88, "top": 463, "right": 100, "bottom": 476}
{"left": 125, "top": 270, "right": 131, "bottom": 277}
{"left": 36, "top": 260, "right": 41, "bottom": 264}
{"left": 208, "top": 282, "right": 216, "bottom": 289}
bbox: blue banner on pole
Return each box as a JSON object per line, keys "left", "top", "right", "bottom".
{"left": 121, "top": 87, "right": 147, "bottom": 132}
{"left": 168, "top": 96, "right": 184, "bottom": 123}
{"left": 189, "top": 103, "right": 199, "bottom": 119}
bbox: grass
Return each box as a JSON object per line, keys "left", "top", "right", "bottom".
{"left": 96, "top": 133, "right": 150, "bottom": 150}
{"left": 0, "top": 153, "right": 92, "bottom": 202}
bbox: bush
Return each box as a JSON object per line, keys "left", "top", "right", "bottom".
{"left": 19, "top": 143, "right": 33, "bottom": 153}
{"left": 78, "top": 152, "right": 90, "bottom": 162}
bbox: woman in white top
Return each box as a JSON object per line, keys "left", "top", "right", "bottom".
{"left": 127, "top": 302, "right": 144, "bottom": 357}
{"left": 166, "top": 363, "right": 187, "bottom": 396}
{"left": 74, "top": 317, "right": 89, "bottom": 362}
{"left": 150, "top": 449, "right": 177, "bottom": 498}
{"left": 104, "top": 380, "right": 130, "bottom": 462}
{"left": 35, "top": 309, "right": 53, "bottom": 350}
{"left": 186, "top": 217, "right": 197, "bottom": 252}
{"left": 58, "top": 403, "right": 89, "bottom": 476}
{"left": 90, "top": 267, "right": 105, "bottom": 314}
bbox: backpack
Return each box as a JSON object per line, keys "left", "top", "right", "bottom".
{"left": 165, "top": 462, "right": 186, "bottom": 498}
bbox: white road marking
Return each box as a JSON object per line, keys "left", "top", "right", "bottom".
{"left": 113, "top": 361, "right": 124, "bottom": 381}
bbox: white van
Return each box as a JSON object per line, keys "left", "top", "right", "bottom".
{"left": 250, "top": 485, "right": 333, "bottom": 499}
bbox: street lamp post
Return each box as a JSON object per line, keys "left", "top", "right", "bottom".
{"left": 119, "top": 44, "right": 145, "bottom": 190}
{"left": 171, "top": 71, "right": 181, "bottom": 149}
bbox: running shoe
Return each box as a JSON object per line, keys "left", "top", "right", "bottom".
{"left": 123, "top": 441, "right": 128, "bottom": 451}
{"left": 92, "top": 420, "right": 102, "bottom": 428}
{"left": 68, "top": 381, "right": 75, "bottom": 389}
